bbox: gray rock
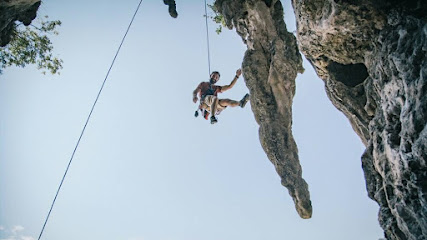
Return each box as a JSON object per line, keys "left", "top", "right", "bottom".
{"left": 0, "top": 0, "right": 41, "bottom": 47}
{"left": 292, "top": 0, "right": 426, "bottom": 239}
{"left": 216, "top": 0, "right": 426, "bottom": 238}
{"left": 215, "top": 0, "right": 312, "bottom": 219}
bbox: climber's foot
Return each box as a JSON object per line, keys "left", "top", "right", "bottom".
{"left": 240, "top": 94, "right": 250, "bottom": 108}
{"left": 169, "top": 7, "right": 178, "bottom": 18}
{"left": 163, "top": 0, "right": 178, "bottom": 18}
{"left": 210, "top": 116, "right": 218, "bottom": 124}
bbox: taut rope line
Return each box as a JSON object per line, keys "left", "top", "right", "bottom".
{"left": 37, "top": 0, "right": 143, "bottom": 239}
{"left": 203, "top": 0, "right": 211, "bottom": 75}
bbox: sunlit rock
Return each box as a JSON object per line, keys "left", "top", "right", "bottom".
{"left": 215, "top": 0, "right": 312, "bottom": 219}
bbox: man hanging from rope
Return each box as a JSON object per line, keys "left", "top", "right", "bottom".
{"left": 193, "top": 69, "right": 250, "bottom": 124}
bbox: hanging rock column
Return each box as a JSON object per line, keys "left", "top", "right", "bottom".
{"left": 215, "top": 0, "right": 312, "bottom": 219}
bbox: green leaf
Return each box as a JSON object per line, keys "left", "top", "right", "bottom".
{"left": 0, "top": 16, "right": 63, "bottom": 75}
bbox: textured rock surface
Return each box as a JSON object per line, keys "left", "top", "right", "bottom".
{"left": 0, "top": 0, "right": 40, "bottom": 47}
{"left": 215, "top": 0, "right": 425, "bottom": 238}
{"left": 215, "top": 0, "right": 312, "bottom": 219}
{"left": 292, "top": 0, "right": 426, "bottom": 239}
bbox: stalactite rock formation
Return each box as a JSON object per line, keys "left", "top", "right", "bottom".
{"left": 215, "top": 0, "right": 312, "bottom": 219}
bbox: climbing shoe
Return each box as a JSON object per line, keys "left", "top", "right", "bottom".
{"left": 239, "top": 93, "right": 250, "bottom": 108}
{"left": 204, "top": 110, "right": 210, "bottom": 120}
{"left": 163, "top": 0, "right": 178, "bottom": 18}
{"left": 210, "top": 116, "right": 218, "bottom": 124}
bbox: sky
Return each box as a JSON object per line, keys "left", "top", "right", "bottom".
{"left": 0, "top": 1, "right": 384, "bottom": 240}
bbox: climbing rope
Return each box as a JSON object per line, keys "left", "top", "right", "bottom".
{"left": 37, "top": 0, "right": 143, "bottom": 239}
{"left": 203, "top": 0, "right": 211, "bottom": 75}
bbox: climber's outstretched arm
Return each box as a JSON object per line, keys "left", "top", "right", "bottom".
{"left": 221, "top": 69, "right": 242, "bottom": 92}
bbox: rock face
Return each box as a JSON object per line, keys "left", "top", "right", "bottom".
{"left": 292, "top": 0, "right": 426, "bottom": 239}
{"left": 216, "top": 0, "right": 426, "bottom": 239}
{"left": 215, "top": 0, "right": 312, "bottom": 219}
{"left": 0, "top": 0, "right": 41, "bottom": 47}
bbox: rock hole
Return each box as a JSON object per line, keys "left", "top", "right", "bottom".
{"left": 327, "top": 61, "right": 369, "bottom": 87}
{"left": 263, "top": 0, "right": 273, "bottom": 8}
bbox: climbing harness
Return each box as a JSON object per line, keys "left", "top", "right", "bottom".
{"left": 37, "top": 1, "right": 143, "bottom": 239}
{"left": 194, "top": 81, "right": 225, "bottom": 121}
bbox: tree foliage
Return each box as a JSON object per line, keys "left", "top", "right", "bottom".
{"left": 0, "top": 16, "right": 63, "bottom": 75}
{"left": 206, "top": 4, "right": 226, "bottom": 34}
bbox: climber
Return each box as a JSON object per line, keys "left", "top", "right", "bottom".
{"left": 163, "top": 0, "right": 178, "bottom": 18}
{"left": 193, "top": 69, "right": 250, "bottom": 124}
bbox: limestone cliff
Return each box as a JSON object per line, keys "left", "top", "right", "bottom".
{"left": 215, "top": 0, "right": 426, "bottom": 239}
{"left": 0, "top": 0, "right": 41, "bottom": 47}
{"left": 292, "top": 1, "right": 426, "bottom": 239}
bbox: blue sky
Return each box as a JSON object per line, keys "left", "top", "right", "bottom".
{"left": 0, "top": 1, "right": 383, "bottom": 240}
